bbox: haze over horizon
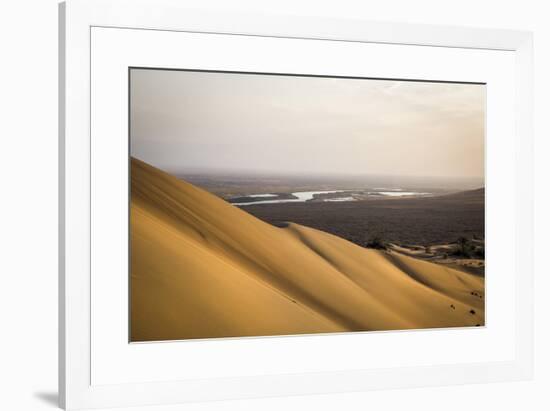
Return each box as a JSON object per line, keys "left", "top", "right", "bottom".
{"left": 130, "top": 69, "right": 485, "bottom": 182}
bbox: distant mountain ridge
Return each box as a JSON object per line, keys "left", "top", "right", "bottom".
{"left": 438, "top": 187, "right": 485, "bottom": 201}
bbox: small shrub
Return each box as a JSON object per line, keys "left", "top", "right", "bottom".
{"left": 451, "top": 237, "right": 476, "bottom": 258}
{"left": 365, "top": 236, "right": 387, "bottom": 250}
{"left": 474, "top": 245, "right": 485, "bottom": 259}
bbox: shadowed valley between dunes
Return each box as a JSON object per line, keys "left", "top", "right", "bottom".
{"left": 130, "top": 157, "right": 485, "bottom": 342}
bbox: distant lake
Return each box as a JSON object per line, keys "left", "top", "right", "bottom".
{"left": 376, "top": 191, "right": 431, "bottom": 197}
{"left": 231, "top": 189, "right": 432, "bottom": 205}
{"left": 232, "top": 190, "right": 347, "bottom": 205}
{"left": 247, "top": 194, "right": 278, "bottom": 198}
{"left": 230, "top": 187, "right": 432, "bottom": 206}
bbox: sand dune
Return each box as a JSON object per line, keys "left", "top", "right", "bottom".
{"left": 130, "top": 158, "right": 485, "bottom": 342}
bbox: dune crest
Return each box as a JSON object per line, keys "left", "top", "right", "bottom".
{"left": 130, "top": 157, "right": 485, "bottom": 341}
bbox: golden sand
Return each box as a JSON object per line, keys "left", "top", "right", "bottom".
{"left": 130, "top": 157, "right": 485, "bottom": 341}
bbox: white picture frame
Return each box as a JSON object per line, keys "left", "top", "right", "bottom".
{"left": 59, "top": 0, "right": 534, "bottom": 409}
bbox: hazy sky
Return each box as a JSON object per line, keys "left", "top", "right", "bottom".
{"left": 130, "top": 69, "right": 485, "bottom": 179}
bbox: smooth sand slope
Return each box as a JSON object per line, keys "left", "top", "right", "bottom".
{"left": 131, "top": 158, "right": 485, "bottom": 341}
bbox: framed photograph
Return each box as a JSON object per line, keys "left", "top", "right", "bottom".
{"left": 59, "top": 0, "right": 534, "bottom": 409}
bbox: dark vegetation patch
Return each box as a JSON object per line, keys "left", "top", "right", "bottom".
{"left": 240, "top": 194, "right": 484, "bottom": 247}
{"left": 364, "top": 236, "right": 388, "bottom": 250}
{"left": 451, "top": 237, "right": 485, "bottom": 259}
